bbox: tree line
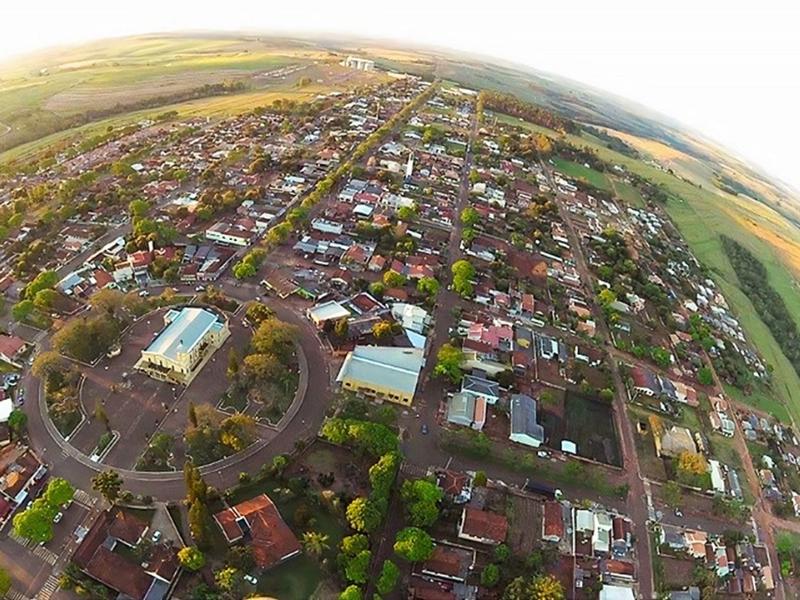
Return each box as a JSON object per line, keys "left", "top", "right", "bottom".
{"left": 722, "top": 236, "right": 800, "bottom": 377}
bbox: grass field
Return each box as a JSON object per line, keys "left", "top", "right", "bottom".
{"left": 0, "top": 34, "right": 385, "bottom": 157}
{"left": 610, "top": 177, "right": 646, "bottom": 208}
{"left": 552, "top": 157, "right": 612, "bottom": 191}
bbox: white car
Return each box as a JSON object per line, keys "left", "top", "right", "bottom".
{"left": 138, "top": 289, "right": 150, "bottom": 297}
{"left": 151, "top": 530, "right": 162, "bottom": 543}
{"left": 243, "top": 574, "right": 258, "bottom": 585}
{"left": 53, "top": 512, "right": 63, "bottom": 524}
{"left": 195, "top": 285, "right": 205, "bottom": 292}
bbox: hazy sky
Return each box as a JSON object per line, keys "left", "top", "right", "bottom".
{"left": 3, "top": 0, "right": 800, "bottom": 191}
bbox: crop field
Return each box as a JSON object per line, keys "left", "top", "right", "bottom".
{"left": 552, "top": 157, "right": 612, "bottom": 191}
{"left": 0, "top": 35, "right": 373, "bottom": 153}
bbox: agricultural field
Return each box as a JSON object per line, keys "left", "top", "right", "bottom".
{"left": 0, "top": 34, "right": 384, "bottom": 156}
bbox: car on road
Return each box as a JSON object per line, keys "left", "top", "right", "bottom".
{"left": 243, "top": 575, "right": 258, "bottom": 585}
{"left": 138, "top": 289, "right": 150, "bottom": 297}
{"left": 421, "top": 424, "right": 429, "bottom": 435}
{"left": 195, "top": 285, "right": 205, "bottom": 292}
{"left": 674, "top": 508, "right": 684, "bottom": 518}
{"left": 53, "top": 512, "right": 63, "bottom": 524}
{"left": 14, "top": 392, "right": 24, "bottom": 406}
{"left": 151, "top": 530, "right": 162, "bottom": 543}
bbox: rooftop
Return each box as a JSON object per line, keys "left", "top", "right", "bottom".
{"left": 336, "top": 345, "right": 424, "bottom": 396}
{"left": 144, "top": 307, "right": 224, "bottom": 361}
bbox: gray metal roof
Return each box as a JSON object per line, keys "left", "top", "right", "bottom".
{"left": 145, "top": 307, "right": 223, "bottom": 361}
{"left": 336, "top": 345, "right": 424, "bottom": 396}
{"left": 462, "top": 374, "right": 500, "bottom": 399}
{"left": 509, "top": 394, "right": 544, "bottom": 442}
{"left": 447, "top": 392, "right": 475, "bottom": 427}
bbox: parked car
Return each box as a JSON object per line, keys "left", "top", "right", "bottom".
{"left": 421, "top": 424, "right": 429, "bottom": 435}
{"left": 53, "top": 512, "right": 63, "bottom": 524}
{"left": 195, "top": 285, "right": 205, "bottom": 292}
{"left": 151, "top": 530, "right": 162, "bottom": 543}
{"left": 243, "top": 575, "right": 258, "bottom": 585}
{"left": 138, "top": 289, "right": 150, "bottom": 297}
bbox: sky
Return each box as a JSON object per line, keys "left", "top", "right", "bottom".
{"left": 3, "top": 0, "right": 800, "bottom": 190}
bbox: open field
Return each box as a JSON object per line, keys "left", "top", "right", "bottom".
{"left": 552, "top": 157, "right": 612, "bottom": 191}
{"left": 610, "top": 178, "right": 646, "bottom": 208}
{"left": 0, "top": 34, "right": 382, "bottom": 155}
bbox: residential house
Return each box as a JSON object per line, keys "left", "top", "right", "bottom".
{"left": 509, "top": 393, "right": 545, "bottom": 447}
{"left": 457, "top": 507, "right": 508, "bottom": 545}
{"left": 213, "top": 494, "right": 301, "bottom": 569}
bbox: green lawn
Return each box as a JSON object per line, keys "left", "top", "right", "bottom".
{"left": 610, "top": 177, "right": 646, "bottom": 208}
{"left": 724, "top": 383, "right": 791, "bottom": 423}
{"left": 552, "top": 157, "right": 612, "bottom": 191}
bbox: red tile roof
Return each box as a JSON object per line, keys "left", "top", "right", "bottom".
{"left": 108, "top": 511, "right": 148, "bottom": 546}
{"left": 0, "top": 335, "right": 25, "bottom": 359}
{"left": 543, "top": 501, "right": 564, "bottom": 539}
{"left": 215, "top": 494, "right": 301, "bottom": 569}
{"left": 460, "top": 507, "right": 508, "bottom": 544}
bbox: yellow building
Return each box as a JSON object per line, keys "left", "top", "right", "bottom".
{"left": 135, "top": 307, "right": 229, "bottom": 385}
{"left": 335, "top": 345, "right": 424, "bottom": 406}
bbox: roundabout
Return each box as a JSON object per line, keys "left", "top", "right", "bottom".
{"left": 20, "top": 286, "right": 332, "bottom": 502}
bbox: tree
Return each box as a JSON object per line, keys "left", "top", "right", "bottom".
{"left": 481, "top": 563, "right": 500, "bottom": 587}
{"left": 460, "top": 207, "right": 480, "bottom": 227}
{"left": 376, "top": 560, "right": 400, "bottom": 595}
{"left": 8, "top": 409, "right": 27, "bottom": 439}
{"left": 473, "top": 470, "right": 487, "bottom": 487}
{"left": 598, "top": 388, "right": 614, "bottom": 403}
{"left": 400, "top": 479, "right": 443, "bottom": 527}
{"left": 12, "top": 299, "right": 34, "bottom": 322}
{"left": 92, "top": 469, "right": 123, "bottom": 504}
{"left": 393, "top": 527, "right": 434, "bottom": 562}
{"left": 301, "top": 531, "right": 330, "bottom": 558}
{"left": 245, "top": 302, "right": 274, "bottom": 326}
{"left": 232, "top": 260, "right": 257, "bottom": 280}
{"left": 344, "top": 549, "right": 371, "bottom": 583}
{"left": 663, "top": 480, "right": 683, "bottom": 508}
{"left": 416, "top": 276, "right": 439, "bottom": 297}
{"left": 12, "top": 506, "right": 53, "bottom": 543}
{"left": 178, "top": 546, "right": 206, "bottom": 571}
{"left": 214, "top": 567, "right": 243, "bottom": 595}
{"left": 697, "top": 367, "right": 714, "bottom": 386}
{"left": 251, "top": 318, "right": 297, "bottom": 362}
{"left": 451, "top": 259, "right": 475, "bottom": 297}
{"left": 433, "top": 343, "right": 464, "bottom": 383}
{"left": 494, "top": 543, "right": 511, "bottom": 563}
{"left": 0, "top": 569, "right": 10, "bottom": 597}
{"left": 189, "top": 499, "right": 210, "bottom": 548}
{"left": 33, "top": 288, "right": 59, "bottom": 311}
{"left": 369, "top": 452, "right": 400, "bottom": 500}
{"left": 371, "top": 320, "right": 393, "bottom": 339}
{"left": 334, "top": 317, "right": 349, "bottom": 338}
{"left": 529, "top": 574, "right": 565, "bottom": 599}
{"left": 346, "top": 497, "right": 381, "bottom": 533}
{"left": 129, "top": 199, "right": 150, "bottom": 218}
{"left": 339, "top": 586, "right": 363, "bottom": 600}
{"left": 382, "top": 270, "right": 406, "bottom": 288}
{"left": 31, "top": 350, "right": 63, "bottom": 378}
{"left": 44, "top": 478, "right": 74, "bottom": 507}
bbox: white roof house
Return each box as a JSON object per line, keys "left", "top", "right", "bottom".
{"left": 391, "top": 303, "right": 431, "bottom": 334}
{"left": 306, "top": 301, "right": 351, "bottom": 328}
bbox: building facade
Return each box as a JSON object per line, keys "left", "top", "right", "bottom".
{"left": 135, "top": 306, "right": 230, "bottom": 385}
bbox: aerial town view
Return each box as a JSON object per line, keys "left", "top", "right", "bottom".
{"left": 0, "top": 4, "right": 800, "bottom": 600}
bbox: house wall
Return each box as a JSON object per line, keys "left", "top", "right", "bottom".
{"left": 340, "top": 377, "right": 413, "bottom": 406}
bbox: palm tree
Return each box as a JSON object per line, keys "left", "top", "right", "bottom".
{"left": 301, "top": 531, "right": 330, "bottom": 558}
